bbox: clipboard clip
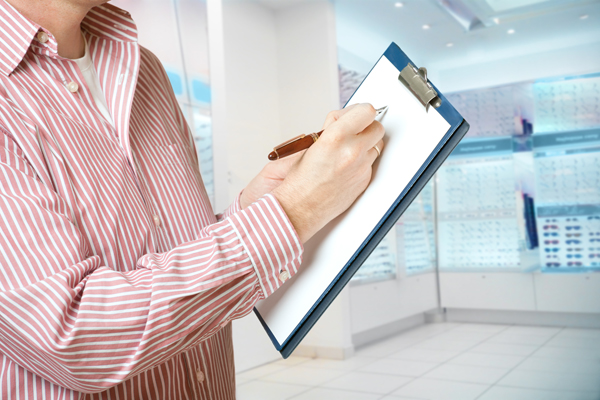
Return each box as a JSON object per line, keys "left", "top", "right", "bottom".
{"left": 399, "top": 63, "right": 442, "bottom": 111}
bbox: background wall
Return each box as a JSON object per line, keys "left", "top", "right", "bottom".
{"left": 209, "top": 0, "right": 347, "bottom": 371}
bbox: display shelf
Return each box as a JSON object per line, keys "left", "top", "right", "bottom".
{"left": 436, "top": 137, "right": 523, "bottom": 270}
{"left": 533, "top": 129, "right": 600, "bottom": 272}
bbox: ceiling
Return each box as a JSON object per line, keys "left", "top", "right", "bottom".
{"left": 334, "top": 0, "right": 600, "bottom": 74}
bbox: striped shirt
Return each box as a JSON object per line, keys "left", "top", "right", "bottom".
{"left": 0, "top": 1, "right": 303, "bottom": 399}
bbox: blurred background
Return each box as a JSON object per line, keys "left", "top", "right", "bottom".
{"left": 112, "top": 0, "right": 600, "bottom": 398}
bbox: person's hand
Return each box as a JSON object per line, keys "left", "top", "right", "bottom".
{"left": 240, "top": 151, "right": 304, "bottom": 209}
{"left": 273, "top": 103, "right": 385, "bottom": 243}
{"left": 239, "top": 104, "right": 361, "bottom": 209}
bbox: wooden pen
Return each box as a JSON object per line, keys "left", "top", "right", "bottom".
{"left": 268, "top": 106, "right": 388, "bottom": 161}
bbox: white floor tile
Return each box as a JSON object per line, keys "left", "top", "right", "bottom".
{"left": 555, "top": 328, "right": 600, "bottom": 340}
{"left": 322, "top": 371, "right": 412, "bottom": 394}
{"left": 236, "top": 380, "right": 309, "bottom": 400}
{"left": 502, "top": 325, "right": 562, "bottom": 337}
{"left": 391, "top": 378, "right": 489, "bottom": 400}
{"left": 236, "top": 363, "right": 289, "bottom": 381}
{"left": 236, "top": 374, "right": 254, "bottom": 385}
{"left": 470, "top": 342, "right": 539, "bottom": 357}
{"left": 478, "top": 385, "right": 600, "bottom": 400}
{"left": 545, "top": 335, "right": 600, "bottom": 350}
{"left": 423, "top": 363, "right": 508, "bottom": 385}
{"left": 412, "top": 338, "right": 476, "bottom": 352}
{"left": 302, "top": 356, "right": 378, "bottom": 371}
{"left": 290, "top": 387, "right": 381, "bottom": 400}
{"left": 273, "top": 356, "right": 313, "bottom": 367}
{"left": 498, "top": 369, "right": 600, "bottom": 393}
{"left": 356, "top": 337, "right": 425, "bottom": 357}
{"left": 259, "top": 365, "right": 346, "bottom": 386}
{"left": 379, "top": 397, "right": 427, "bottom": 400}
{"left": 488, "top": 333, "right": 551, "bottom": 346}
{"left": 236, "top": 323, "right": 600, "bottom": 398}
{"left": 448, "top": 324, "right": 510, "bottom": 334}
{"left": 449, "top": 352, "right": 525, "bottom": 369}
{"left": 532, "top": 345, "right": 600, "bottom": 361}
{"left": 516, "top": 356, "right": 600, "bottom": 376}
{"left": 389, "top": 347, "right": 461, "bottom": 364}
{"left": 433, "top": 330, "right": 497, "bottom": 343}
{"left": 359, "top": 358, "right": 438, "bottom": 377}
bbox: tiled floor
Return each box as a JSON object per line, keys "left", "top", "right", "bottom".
{"left": 236, "top": 322, "right": 600, "bottom": 400}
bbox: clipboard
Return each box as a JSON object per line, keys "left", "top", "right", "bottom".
{"left": 254, "top": 42, "right": 470, "bottom": 359}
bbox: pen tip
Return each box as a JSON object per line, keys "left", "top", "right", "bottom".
{"left": 376, "top": 106, "right": 388, "bottom": 115}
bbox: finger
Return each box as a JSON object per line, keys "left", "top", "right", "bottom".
{"left": 357, "top": 120, "right": 385, "bottom": 149}
{"left": 321, "top": 104, "right": 360, "bottom": 129}
{"left": 331, "top": 103, "right": 377, "bottom": 137}
{"left": 367, "top": 139, "right": 385, "bottom": 164}
{"left": 266, "top": 149, "right": 306, "bottom": 175}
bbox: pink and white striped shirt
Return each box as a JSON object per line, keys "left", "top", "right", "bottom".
{"left": 0, "top": 2, "right": 303, "bottom": 398}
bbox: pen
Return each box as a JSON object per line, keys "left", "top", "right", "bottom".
{"left": 268, "top": 106, "right": 388, "bottom": 161}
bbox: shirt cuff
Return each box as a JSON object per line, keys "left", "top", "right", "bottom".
{"left": 217, "top": 192, "right": 243, "bottom": 222}
{"left": 226, "top": 193, "right": 303, "bottom": 298}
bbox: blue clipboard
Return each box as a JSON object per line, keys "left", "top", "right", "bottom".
{"left": 255, "top": 42, "right": 469, "bottom": 359}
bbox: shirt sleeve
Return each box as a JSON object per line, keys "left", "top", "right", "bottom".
{"left": 0, "top": 132, "right": 303, "bottom": 393}
{"left": 217, "top": 192, "right": 242, "bottom": 222}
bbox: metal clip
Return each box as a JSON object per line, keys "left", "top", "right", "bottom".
{"left": 398, "top": 63, "right": 442, "bottom": 111}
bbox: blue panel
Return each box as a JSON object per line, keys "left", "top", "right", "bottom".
{"left": 192, "top": 79, "right": 212, "bottom": 103}
{"left": 166, "top": 70, "right": 184, "bottom": 96}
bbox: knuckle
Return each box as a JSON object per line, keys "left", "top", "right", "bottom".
{"left": 362, "top": 103, "right": 376, "bottom": 115}
{"left": 371, "top": 120, "right": 384, "bottom": 133}
{"left": 342, "top": 146, "right": 360, "bottom": 163}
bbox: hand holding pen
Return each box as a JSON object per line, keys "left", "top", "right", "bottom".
{"left": 269, "top": 103, "right": 386, "bottom": 243}
{"left": 268, "top": 106, "right": 388, "bottom": 161}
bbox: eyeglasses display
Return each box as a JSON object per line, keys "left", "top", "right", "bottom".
{"left": 436, "top": 138, "right": 521, "bottom": 270}
{"left": 395, "top": 183, "right": 436, "bottom": 275}
{"left": 534, "top": 76, "right": 600, "bottom": 134}
{"left": 351, "top": 232, "right": 398, "bottom": 282}
{"left": 344, "top": 70, "right": 600, "bottom": 280}
{"left": 534, "top": 128, "right": 600, "bottom": 271}
{"left": 445, "top": 86, "right": 515, "bottom": 137}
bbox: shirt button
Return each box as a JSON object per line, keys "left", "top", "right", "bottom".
{"left": 279, "top": 270, "right": 290, "bottom": 283}
{"left": 66, "top": 81, "right": 79, "bottom": 93}
{"left": 37, "top": 31, "right": 49, "bottom": 43}
{"left": 153, "top": 214, "right": 161, "bottom": 227}
{"left": 195, "top": 368, "right": 205, "bottom": 384}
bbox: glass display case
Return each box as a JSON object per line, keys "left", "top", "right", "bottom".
{"left": 396, "top": 182, "right": 436, "bottom": 275}
{"left": 532, "top": 74, "right": 600, "bottom": 272}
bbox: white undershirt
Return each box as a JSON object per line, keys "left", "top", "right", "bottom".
{"left": 72, "top": 34, "right": 114, "bottom": 127}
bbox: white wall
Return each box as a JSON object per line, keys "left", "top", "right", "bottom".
{"left": 350, "top": 273, "right": 439, "bottom": 341}
{"left": 210, "top": 0, "right": 345, "bottom": 372}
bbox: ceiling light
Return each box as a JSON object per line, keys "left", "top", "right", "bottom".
{"left": 446, "top": 42, "right": 454, "bottom": 47}
{"left": 507, "top": 28, "right": 515, "bottom": 34}
{"left": 394, "top": 2, "right": 404, "bottom": 7}
{"left": 580, "top": 14, "right": 589, "bottom": 20}
{"left": 493, "top": 17, "right": 500, "bottom": 24}
{"left": 422, "top": 24, "right": 431, "bottom": 30}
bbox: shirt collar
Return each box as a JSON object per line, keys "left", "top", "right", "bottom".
{"left": 0, "top": 0, "right": 138, "bottom": 77}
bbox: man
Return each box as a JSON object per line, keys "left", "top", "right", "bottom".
{"left": 0, "top": 0, "right": 384, "bottom": 398}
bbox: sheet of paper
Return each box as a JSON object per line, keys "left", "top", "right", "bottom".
{"left": 255, "top": 56, "right": 451, "bottom": 345}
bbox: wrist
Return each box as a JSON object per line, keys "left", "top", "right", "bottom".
{"left": 272, "top": 183, "right": 317, "bottom": 244}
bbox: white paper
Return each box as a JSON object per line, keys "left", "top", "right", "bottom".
{"left": 255, "top": 56, "right": 451, "bottom": 345}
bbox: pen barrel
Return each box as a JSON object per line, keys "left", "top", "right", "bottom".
{"left": 269, "top": 131, "right": 322, "bottom": 160}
